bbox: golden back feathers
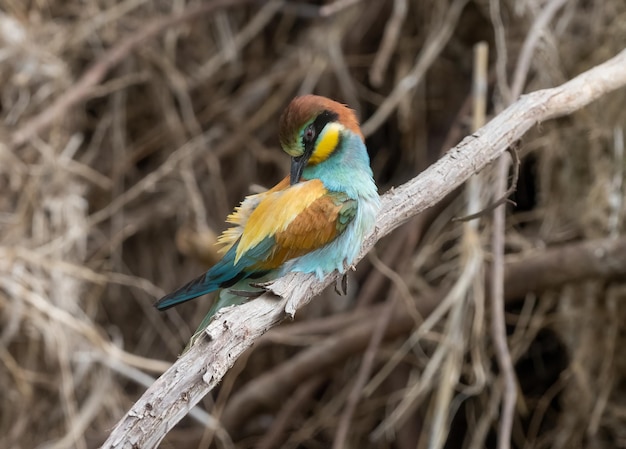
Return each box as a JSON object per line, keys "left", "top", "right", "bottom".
{"left": 216, "top": 177, "right": 349, "bottom": 270}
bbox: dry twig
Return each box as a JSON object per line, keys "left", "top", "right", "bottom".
{"left": 10, "top": 0, "right": 252, "bottom": 147}
{"left": 490, "top": 2, "right": 569, "bottom": 447}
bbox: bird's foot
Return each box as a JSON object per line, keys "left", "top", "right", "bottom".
{"left": 334, "top": 273, "right": 349, "bottom": 296}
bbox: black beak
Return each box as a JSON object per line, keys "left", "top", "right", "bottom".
{"left": 290, "top": 155, "right": 307, "bottom": 185}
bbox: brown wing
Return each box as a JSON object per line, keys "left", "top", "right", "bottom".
{"left": 252, "top": 191, "right": 356, "bottom": 270}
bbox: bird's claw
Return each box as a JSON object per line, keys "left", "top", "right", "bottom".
{"left": 334, "top": 273, "right": 348, "bottom": 295}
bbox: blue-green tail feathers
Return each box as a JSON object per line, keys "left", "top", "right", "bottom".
{"left": 154, "top": 237, "right": 274, "bottom": 311}
{"left": 154, "top": 244, "right": 244, "bottom": 310}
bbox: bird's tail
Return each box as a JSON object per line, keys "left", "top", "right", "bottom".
{"left": 154, "top": 246, "right": 245, "bottom": 310}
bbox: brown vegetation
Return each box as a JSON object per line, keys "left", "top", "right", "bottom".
{"left": 1, "top": 1, "right": 625, "bottom": 448}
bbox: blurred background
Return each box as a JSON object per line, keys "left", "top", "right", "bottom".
{"left": 1, "top": 0, "right": 625, "bottom": 448}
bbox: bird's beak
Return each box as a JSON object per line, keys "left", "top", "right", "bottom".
{"left": 290, "top": 155, "right": 306, "bottom": 185}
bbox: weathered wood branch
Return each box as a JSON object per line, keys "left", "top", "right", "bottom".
{"left": 217, "top": 233, "right": 626, "bottom": 432}
{"left": 102, "top": 49, "right": 626, "bottom": 448}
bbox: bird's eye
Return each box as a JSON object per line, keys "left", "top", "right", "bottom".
{"left": 303, "top": 124, "right": 316, "bottom": 143}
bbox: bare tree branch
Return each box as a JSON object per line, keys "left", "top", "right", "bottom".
{"left": 101, "top": 49, "right": 626, "bottom": 449}
{"left": 217, "top": 233, "right": 626, "bottom": 434}
{"left": 503, "top": 236, "right": 626, "bottom": 299}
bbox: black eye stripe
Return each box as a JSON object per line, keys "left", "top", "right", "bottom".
{"left": 302, "top": 110, "right": 338, "bottom": 145}
{"left": 301, "top": 109, "right": 340, "bottom": 160}
{"left": 312, "top": 110, "right": 339, "bottom": 137}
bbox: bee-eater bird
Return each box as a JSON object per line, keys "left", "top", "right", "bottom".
{"left": 154, "top": 95, "right": 380, "bottom": 313}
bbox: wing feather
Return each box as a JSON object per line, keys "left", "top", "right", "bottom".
{"left": 235, "top": 179, "right": 328, "bottom": 262}
{"left": 217, "top": 176, "right": 290, "bottom": 253}
{"left": 248, "top": 190, "right": 357, "bottom": 270}
{"left": 156, "top": 179, "right": 357, "bottom": 309}
{"left": 219, "top": 178, "right": 357, "bottom": 270}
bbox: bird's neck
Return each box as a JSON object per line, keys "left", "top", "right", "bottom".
{"left": 302, "top": 132, "right": 375, "bottom": 199}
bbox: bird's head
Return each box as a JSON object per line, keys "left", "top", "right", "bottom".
{"left": 278, "top": 95, "right": 364, "bottom": 185}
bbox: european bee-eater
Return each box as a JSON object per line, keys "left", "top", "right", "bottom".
{"left": 155, "top": 95, "right": 380, "bottom": 313}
